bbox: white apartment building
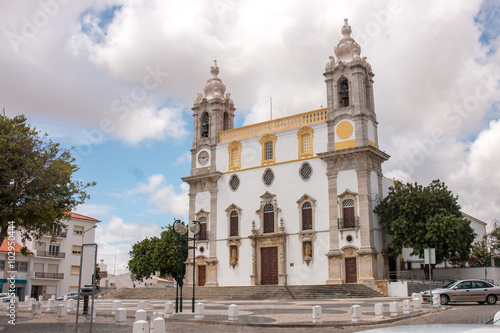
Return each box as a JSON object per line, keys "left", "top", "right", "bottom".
{"left": 13, "top": 212, "right": 100, "bottom": 299}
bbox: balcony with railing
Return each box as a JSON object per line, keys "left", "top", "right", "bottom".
{"left": 34, "top": 272, "right": 64, "bottom": 279}
{"left": 36, "top": 250, "right": 66, "bottom": 259}
{"left": 219, "top": 108, "right": 327, "bottom": 143}
{"left": 338, "top": 217, "right": 360, "bottom": 229}
{"left": 43, "top": 231, "right": 67, "bottom": 238}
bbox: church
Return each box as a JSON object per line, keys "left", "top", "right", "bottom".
{"left": 181, "top": 19, "right": 395, "bottom": 288}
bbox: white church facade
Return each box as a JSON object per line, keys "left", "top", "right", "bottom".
{"left": 182, "top": 19, "right": 395, "bottom": 287}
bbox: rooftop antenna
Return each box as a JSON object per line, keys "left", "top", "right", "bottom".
{"left": 270, "top": 97, "right": 273, "bottom": 120}
{"left": 2, "top": 107, "right": 5, "bottom": 117}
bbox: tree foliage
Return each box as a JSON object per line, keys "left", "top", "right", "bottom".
{"left": 468, "top": 236, "right": 491, "bottom": 267}
{"left": 128, "top": 225, "right": 187, "bottom": 283}
{"left": 0, "top": 115, "right": 95, "bottom": 246}
{"left": 374, "top": 180, "right": 476, "bottom": 264}
{"left": 489, "top": 219, "right": 500, "bottom": 256}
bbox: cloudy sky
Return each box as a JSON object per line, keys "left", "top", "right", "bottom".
{"left": 1, "top": 0, "right": 499, "bottom": 275}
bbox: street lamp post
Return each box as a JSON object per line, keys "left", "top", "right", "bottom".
{"left": 172, "top": 219, "right": 201, "bottom": 313}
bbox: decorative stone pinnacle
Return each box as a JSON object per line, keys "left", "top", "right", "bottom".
{"left": 341, "top": 18, "right": 352, "bottom": 38}
{"left": 210, "top": 60, "right": 219, "bottom": 78}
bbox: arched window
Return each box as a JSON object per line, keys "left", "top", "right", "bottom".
{"left": 302, "top": 202, "right": 312, "bottom": 230}
{"left": 297, "top": 126, "right": 314, "bottom": 158}
{"left": 230, "top": 211, "right": 238, "bottom": 237}
{"left": 198, "top": 217, "right": 208, "bottom": 240}
{"left": 259, "top": 134, "right": 277, "bottom": 165}
{"left": 342, "top": 199, "right": 355, "bottom": 228}
{"left": 228, "top": 141, "right": 242, "bottom": 171}
{"left": 339, "top": 79, "right": 349, "bottom": 107}
{"left": 263, "top": 204, "right": 274, "bottom": 233}
{"left": 201, "top": 112, "right": 210, "bottom": 138}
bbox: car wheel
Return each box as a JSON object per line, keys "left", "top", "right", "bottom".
{"left": 486, "top": 294, "right": 497, "bottom": 305}
{"left": 440, "top": 294, "right": 449, "bottom": 305}
{"left": 477, "top": 301, "right": 485, "bottom": 305}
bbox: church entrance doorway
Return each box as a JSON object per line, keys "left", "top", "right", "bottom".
{"left": 345, "top": 257, "right": 357, "bottom": 283}
{"left": 261, "top": 247, "right": 278, "bottom": 285}
{"left": 198, "top": 265, "right": 206, "bottom": 286}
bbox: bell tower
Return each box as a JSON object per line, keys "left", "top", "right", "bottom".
{"left": 190, "top": 60, "right": 235, "bottom": 175}
{"left": 182, "top": 61, "right": 235, "bottom": 287}
{"left": 319, "top": 19, "right": 390, "bottom": 284}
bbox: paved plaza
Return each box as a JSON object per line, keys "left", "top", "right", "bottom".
{"left": 0, "top": 297, "right": 499, "bottom": 332}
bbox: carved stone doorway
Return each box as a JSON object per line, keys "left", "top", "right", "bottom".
{"left": 261, "top": 247, "right": 278, "bottom": 285}
{"left": 345, "top": 257, "right": 357, "bottom": 283}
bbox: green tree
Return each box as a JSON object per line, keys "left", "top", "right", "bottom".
{"left": 468, "top": 236, "right": 491, "bottom": 267}
{"left": 374, "top": 180, "right": 476, "bottom": 264}
{"left": 128, "top": 225, "right": 187, "bottom": 283}
{"left": 0, "top": 115, "right": 95, "bottom": 247}
{"left": 489, "top": 219, "right": 500, "bottom": 256}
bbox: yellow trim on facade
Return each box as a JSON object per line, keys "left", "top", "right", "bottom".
{"left": 336, "top": 121, "right": 354, "bottom": 140}
{"left": 260, "top": 134, "right": 277, "bottom": 165}
{"left": 369, "top": 140, "right": 376, "bottom": 147}
{"left": 335, "top": 139, "right": 355, "bottom": 150}
{"left": 227, "top": 141, "right": 242, "bottom": 171}
{"left": 297, "top": 126, "right": 314, "bottom": 158}
{"left": 68, "top": 285, "right": 79, "bottom": 292}
{"left": 219, "top": 108, "right": 327, "bottom": 143}
{"left": 70, "top": 265, "right": 80, "bottom": 275}
{"left": 223, "top": 156, "right": 319, "bottom": 174}
{"left": 73, "top": 225, "right": 84, "bottom": 235}
{"left": 71, "top": 245, "right": 82, "bottom": 255}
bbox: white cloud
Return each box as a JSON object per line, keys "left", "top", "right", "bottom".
{"left": 175, "top": 151, "right": 191, "bottom": 165}
{"left": 94, "top": 215, "right": 161, "bottom": 275}
{"left": 129, "top": 174, "right": 189, "bottom": 217}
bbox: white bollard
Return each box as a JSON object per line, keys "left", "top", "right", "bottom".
{"left": 113, "top": 300, "right": 121, "bottom": 313}
{"left": 50, "top": 295, "right": 55, "bottom": 301}
{"left": 135, "top": 309, "right": 147, "bottom": 321}
{"left": 164, "top": 302, "right": 174, "bottom": 319}
{"left": 374, "top": 303, "right": 384, "bottom": 319}
{"left": 152, "top": 317, "right": 166, "bottom": 332}
{"left": 402, "top": 300, "right": 411, "bottom": 314}
{"left": 195, "top": 303, "right": 205, "bottom": 320}
{"left": 24, "top": 295, "right": 29, "bottom": 303}
{"left": 138, "top": 300, "right": 147, "bottom": 311}
{"left": 38, "top": 295, "right": 43, "bottom": 302}
{"left": 228, "top": 304, "right": 238, "bottom": 321}
{"left": 312, "top": 305, "right": 322, "bottom": 324}
{"left": 493, "top": 310, "right": 500, "bottom": 326}
{"left": 48, "top": 298, "right": 55, "bottom": 310}
{"left": 115, "top": 307, "right": 127, "bottom": 324}
{"left": 9, "top": 297, "right": 19, "bottom": 315}
{"left": 29, "top": 298, "right": 36, "bottom": 309}
{"left": 63, "top": 295, "right": 68, "bottom": 301}
{"left": 432, "top": 294, "right": 441, "bottom": 307}
{"left": 133, "top": 319, "right": 149, "bottom": 333}
{"left": 57, "top": 304, "right": 67, "bottom": 319}
{"left": 389, "top": 301, "right": 398, "bottom": 317}
{"left": 413, "top": 298, "right": 422, "bottom": 311}
{"left": 351, "top": 305, "right": 362, "bottom": 323}
{"left": 67, "top": 298, "right": 76, "bottom": 310}
{"left": 32, "top": 302, "right": 42, "bottom": 318}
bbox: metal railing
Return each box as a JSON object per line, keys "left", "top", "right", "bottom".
{"left": 338, "top": 217, "right": 360, "bottom": 229}
{"left": 34, "top": 272, "right": 64, "bottom": 279}
{"left": 36, "top": 251, "right": 65, "bottom": 258}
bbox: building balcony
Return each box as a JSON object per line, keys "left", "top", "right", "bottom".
{"left": 36, "top": 251, "right": 66, "bottom": 259}
{"left": 34, "top": 272, "right": 64, "bottom": 279}
{"left": 338, "top": 217, "right": 360, "bottom": 229}
{"left": 43, "top": 231, "right": 67, "bottom": 238}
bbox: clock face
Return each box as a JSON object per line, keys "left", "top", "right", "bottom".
{"left": 198, "top": 150, "right": 209, "bottom": 166}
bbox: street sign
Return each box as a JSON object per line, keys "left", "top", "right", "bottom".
{"left": 424, "top": 248, "right": 436, "bottom": 265}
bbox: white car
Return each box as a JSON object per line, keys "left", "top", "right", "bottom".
{"left": 421, "top": 279, "right": 500, "bottom": 305}
{"left": 0, "top": 293, "right": 15, "bottom": 302}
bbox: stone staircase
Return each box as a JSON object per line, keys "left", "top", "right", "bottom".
{"left": 105, "top": 284, "right": 384, "bottom": 300}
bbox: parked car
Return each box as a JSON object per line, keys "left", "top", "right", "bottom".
{"left": 0, "top": 293, "right": 15, "bottom": 302}
{"left": 421, "top": 279, "right": 500, "bottom": 305}
{"left": 56, "top": 292, "right": 82, "bottom": 301}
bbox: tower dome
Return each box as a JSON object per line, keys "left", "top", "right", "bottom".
{"left": 202, "top": 60, "right": 226, "bottom": 100}
{"left": 334, "top": 19, "right": 361, "bottom": 63}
